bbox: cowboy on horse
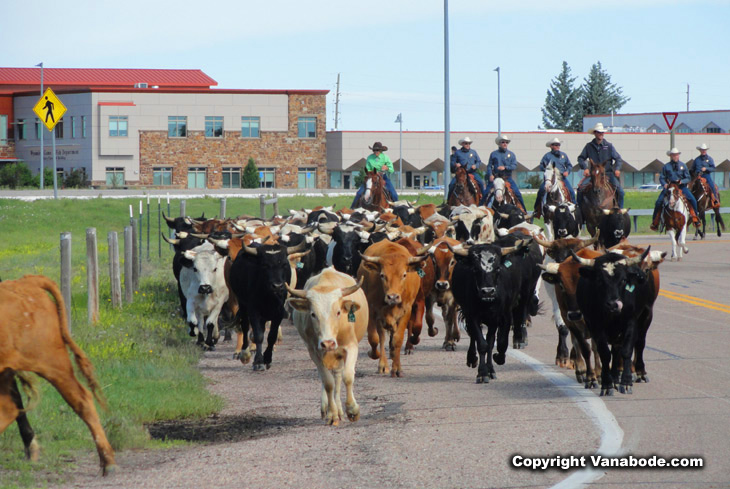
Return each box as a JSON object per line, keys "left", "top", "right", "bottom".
{"left": 650, "top": 148, "right": 701, "bottom": 231}
{"left": 534, "top": 137, "right": 576, "bottom": 220}
{"left": 576, "top": 122, "right": 625, "bottom": 210}
{"left": 351, "top": 141, "right": 399, "bottom": 208}
{"left": 448, "top": 136, "right": 486, "bottom": 202}
{"left": 690, "top": 143, "right": 720, "bottom": 208}
{"left": 483, "top": 134, "right": 526, "bottom": 210}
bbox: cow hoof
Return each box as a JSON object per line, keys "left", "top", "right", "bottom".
{"left": 476, "top": 375, "right": 489, "bottom": 384}
{"left": 205, "top": 345, "right": 216, "bottom": 352}
{"left": 576, "top": 373, "right": 585, "bottom": 383}
{"left": 466, "top": 357, "right": 477, "bottom": 368}
{"left": 493, "top": 352, "right": 505, "bottom": 365}
{"left": 377, "top": 365, "right": 389, "bottom": 375}
{"left": 391, "top": 369, "right": 402, "bottom": 378}
{"left": 369, "top": 350, "right": 380, "bottom": 360}
{"left": 26, "top": 438, "right": 40, "bottom": 462}
{"left": 404, "top": 345, "right": 414, "bottom": 355}
{"left": 409, "top": 335, "right": 421, "bottom": 346}
{"left": 265, "top": 363, "right": 272, "bottom": 370}
{"left": 619, "top": 384, "right": 632, "bottom": 395}
{"left": 252, "top": 363, "right": 266, "bottom": 371}
{"left": 428, "top": 327, "right": 439, "bottom": 337}
{"left": 636, "top": 374, "right": 649, "bottom": 383}
{"left": 600, "top": 388, "right": 614, "bottom": 396}
{"left": 488, "top": 372, "right": 497, "bottom": 380}
{"left": 102, "top": 464, "right": 118, "bottom": 477}
{"left": 443, "top": 342, "right": 456, "bottom": 351}
{"left": 347, "top": 405, "right": 360, "bottom": 422}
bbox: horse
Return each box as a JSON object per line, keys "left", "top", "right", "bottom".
{"left": 448, "top": 166, "right": 481, "bottom": 207}
{"left": 355, "top": 171, "right": 391, "bottom": 211}
{"left": 661, "top": 182, "right": 690, "bottom": 261}
{"left": 541, "top": 166, "right": 576, "bottom": 240}
{"left": 490, "top": 174, "right": 525, "bottom": 213}
{"left": 690, "top": 173, "right": 724, "bottom": 239}
{"left": 579, "top": 159, "right": 619, "bottom": 238}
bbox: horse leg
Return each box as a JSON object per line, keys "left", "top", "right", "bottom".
{"left": 668, "top": 229, "right": 678, "bottom": 261}
{"left": 680, "top": 220, "right": 689, "bottom": 256}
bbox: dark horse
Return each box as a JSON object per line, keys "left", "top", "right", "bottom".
{"left": 448, "top": 166, "right": 482, "bottom": 207}
{"left": 354, "top": 171, "right": 391, "bottom": 211}
{"left": 690, "top": 173, "right": 724, "bottom": 239}
{"left": 579, "top": 159, "right": 619, "bottom": 237}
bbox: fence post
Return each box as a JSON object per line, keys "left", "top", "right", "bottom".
{"left": 273, "top": 192, "right": 279, "bottom": 217}
{"left": 124, "top": 226, "right": 134, "bottom": 303}
{"left": 86, "top": 228, "right": 99, "bottom": 324}
{"left": 260, "top": 195, "right": 266, "bottom": 219}
{"left": 157, "top": 196, "right": 162, "bottom": 259}
{"left": 146, "top": 196, "right": 150, "bottom": 261}
{"left": 130, "top": 218, "right": 139, "bottom": 292}
{"left": 220, "top": 197, "right": 227, "bottom": 219}
{"left": 180, "top": 200, "right": 186, "bottom": 217}
{"left": 108, "top": 231, "right": 122, "bottom": 308}
{"left": 60, "top": 232, "right": 72, "bottom": 327}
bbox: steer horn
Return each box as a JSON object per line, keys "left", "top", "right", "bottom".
{"left": 286, "top": 241, "right": 307, "bottom": 255}
{"left": 285, "top": 282, "right": 307, "bottom": 298}
{"left": 408, "top": 255, "right": 430, "bottom": 265}
{"left": 570, "top": 249, "right": 595, "bottom": 267}
{"left": 208, "top": 237, "right": 229, "bottom": 249}
{"left": 622, "top": 246, "right": 651, "bottom": 267}
{"left": 532, "top": 234, "right": 553, "bottom": 248}
{"left": 578, "top": 230, "right": 600, "bottom": 250}
{"left": 538, "top": 262, "right": 560, "bottom": 274}
{"left": 446, "top": 243, "right": 470, "bottom": 257}
{"left": 243, "top": 244, "right": 259, "bottom": 256}
{"left": 340, "top": 276, "right": 364, "bottom": 297}
{"left": 317, "top": 222, "right": 338, "bottom": 235}
{"left": 162, "top": 212, "right": 176, "bottom": 224}
{"left": 161, "top": 233, "right": 180, "bottom": 246}
{"left": 190, "top": 233, "right": 209, "bottom": 239}
{"left": 358, "top": 252, "right": 382, "bottom": 264}
{"left": 501, "top": 238, "right": 531, "bottom": 256}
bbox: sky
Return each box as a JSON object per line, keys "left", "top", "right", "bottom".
{"left": 3, "top": 0, "right": 730, "bottom": 134}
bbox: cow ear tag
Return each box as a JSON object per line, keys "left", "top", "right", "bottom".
{"left": 348, "top": 307, "right": 356, "bottom": 323}
{"left": 625, "top": 284, "right": 635, "bottom": 293}
{"left": 417, "top": 267, "right": 425, "bottom": 278}
{"left": 504, "top": 260, "right": 512, "bottom": 268}
{"left": 296, "top": 261, "right": 304, "bottom": 269}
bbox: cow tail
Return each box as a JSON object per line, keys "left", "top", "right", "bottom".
{"left": 36, "top": 275, "right": 108, "bottom": 410}
{"left": 15, "top": 372, "right": 40, "bottom": 412}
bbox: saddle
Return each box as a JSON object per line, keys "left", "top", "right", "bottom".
{"left": 698, "top": 176, "right": 720, "bottom": 208}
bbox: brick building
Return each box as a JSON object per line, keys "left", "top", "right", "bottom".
{"left": 1, "top": 67, "right": 328, "bottom": 189}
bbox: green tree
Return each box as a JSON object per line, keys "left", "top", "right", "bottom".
{"left": 0, "top": 161, "right": 35, "bottom": 188}
{"left": 31, "top": 167, "right": 54, "bottom": 188}
{"left": 579, "top": 61, "right": 630, "bottom": 121}
{"left": 353, "top": 169, "right": 365, "bottom": 188}
{"left": 242, "top": 157, "right": 260, "bottom": 188}
{"left": 63, "top": 168, "right": 90, "bottom": 188}
{"left": 541, "top": 61, "right": 582, "bottom": 131}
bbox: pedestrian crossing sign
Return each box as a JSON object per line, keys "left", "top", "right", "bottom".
{"left": 33, "top": 88, "right": 67, "bottom": 131}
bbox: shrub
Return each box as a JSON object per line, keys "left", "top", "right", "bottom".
{"left": 242, "top": 157, "right": 260, "bottom": 188}
{"left": 63, "top": 168, "right": 90, "bottom": 188}
{"left": 0, "top": 161, "right": 36, "bottom": 188}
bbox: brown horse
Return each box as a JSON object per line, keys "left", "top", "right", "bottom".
{"left": 355, "top": 171, "right": 391, "bottom": 211}
{"left": 448, "top": 166, "right": 481, "bottom": 207}
{"left": 690, "top": 174, "right": 724, "bottom": 239}
{"left": 661, "top": 183, "right": 690, "bottom": 261}
{"left": 579, "top": 160, "right": 618, "bottom": 237}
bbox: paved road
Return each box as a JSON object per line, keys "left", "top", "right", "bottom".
{"left": 59, "top": 234, "right": 729, "bottom": 489}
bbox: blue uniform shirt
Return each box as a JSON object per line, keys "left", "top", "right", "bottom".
{"left": 451, "top": 147, "right": 483, "bottom": 174}
{"left": 691, "top": 154, "right": 715, "bottom": 175}
{"left": 660, "top": 160, "right": 691, "bottom": 187}
{"left": 577, "top": 139, "right": 623, "bottom": 171}
{"left": 539, "top": 150, "right": 572, "bottom": 174}
{"left": 488, "top": 148, "right": 517, "bottom": 178}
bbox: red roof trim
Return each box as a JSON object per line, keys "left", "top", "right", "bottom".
{"left": 98, "top": 102, "right": 136, "bottom": 106}
{"left": 12, "top": 87, "right": 329, "bottom": 97}
{"left": 0, "top": 67, "right": 217, "bottom": 88}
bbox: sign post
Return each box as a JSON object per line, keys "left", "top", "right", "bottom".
{"left": 663, "top": 112, "right": 678, "bottom": 151}
{"left": 33, "top": 88, "right": 67, "bottom": 199}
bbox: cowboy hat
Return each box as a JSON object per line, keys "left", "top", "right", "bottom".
{"left": 495, "top": 135, "right": 511, "bottom": 144}
{"left": 588, "top": 122, "right": 607, "bottom": 134}
{"left": 458, "top": 137, "right": 473, "bottom": 145}
{"left": 666, "top": 147, "right": 681, "bottom": 156}
{"left": 369, "top": 142, "right": 388, "bottom": 152}
{"left": 545, "top": 137, "right": 563, "bottom": 147}
{"left": 696, "top": 143, "right": 710, "bottom": 151}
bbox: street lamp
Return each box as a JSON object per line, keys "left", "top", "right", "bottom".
{"left": 394, "top": 113, "right": 403, "bottom": 189}
{"left": 443, "top": 0, "right": 451, "bottom": 200}
{"left": 36, "top": 62, "right": 44, "bottom": 189}
{"left": 494, "top": 66, "right": 501, "bottom": 138}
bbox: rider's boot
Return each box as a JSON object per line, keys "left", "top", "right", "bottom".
{"left": 689, "top": 207, "right": 701, "bottom": 227}
{"left": 649, "top": 210, "right": 661, "bottom": 231}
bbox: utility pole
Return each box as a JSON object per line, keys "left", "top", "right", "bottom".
{"left": 334, "top": 73, "right": 341, "bottom": 130}
{"left": 443, "top": 0, "right": 451, "bottom": 201}
{"left": 494, "top": 67, "right": 501, "bottom": 137}
{"left": 686, "top": 84, "right": 690, "bottom": 112}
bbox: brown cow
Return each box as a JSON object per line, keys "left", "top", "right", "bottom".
{"left": 0, "top": 275, "right": 116, "bottom": 475}
{"left": 427, "top": 237, "right": 462, "bottom": 350}
{"left": 358, "top": 240, "right": 428, "bottom": 377}
{"left": 395, "top": 237, "right": 436, "bottom": 354}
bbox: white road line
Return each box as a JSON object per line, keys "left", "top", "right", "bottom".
{"left": 508, "top": 349, "right": 624, "bottom": 489}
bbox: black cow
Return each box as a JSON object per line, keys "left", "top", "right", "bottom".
{"left": 574, "top": 248, "right": 656, "bottom": 396}
{"left": 493, "top": 204, "right": 527, "bottom": 230}
{"left": 392, "top": 205, "right": 423, "bottom": 228}
{"left": 229, "top": 242, "right": 301, "bottom": 370}
{"left": 279, "top": 232, "right": 328, "bottom": 288}
{"left": 163, "top": 212, "right": 206, "bottom": 233}
{"left": 163, "top": 232, "right": 205, "bottom": 320}
{"left": 450, "top": 236, "right": 542, "bottom": 383}
{"left": 548, "top": 203, "right": 579, "bottom": 239}
{"left": 598, "top": 208, "right": 631, "bottom": 249}
{"left": 327, "top": 225, "right": 371, "bottom": 277}
{"left": 306, "top": 208, "right": 340, "bottom": 227}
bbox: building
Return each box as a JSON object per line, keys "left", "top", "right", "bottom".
{"left": 327, "top": 130, "right": 730, "bottom": 189}
{"left": 0, "top": 67, "right": 327, "bottom": 189}
{"left": 583, "top": 110, "right": 730, "bottom": 134}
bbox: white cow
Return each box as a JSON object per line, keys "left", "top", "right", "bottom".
{"left": 286, "top": 268, "right": 368, "bottom": 426}
{"left": 180, "top": 242, "right": 228, "bottom": 349}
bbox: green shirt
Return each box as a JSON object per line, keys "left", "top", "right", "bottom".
{"left": 365, "top": 153, "right": 394, "bottom": 174}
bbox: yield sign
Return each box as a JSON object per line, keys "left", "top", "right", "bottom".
{"left": 662, "top": 112, "right": 679, "bottom": 131}
{"left": 33, "top": 88, "right": 67, "bottom": 131}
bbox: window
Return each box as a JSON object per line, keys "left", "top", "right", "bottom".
{"left": 259, "top": 167, "right": 275, "bottom": 188}
{"left": 222, "top": 167, "right": 241, "bottom": 188}
{"left": 82, "top": 116, "right": 88, "bottom": 138}
{"left": 298, "top": 117, "right": 316, "bottom": 138}
{"left": 188, "top": 167, "right": 207, "bottom": 189}
{"left": 106, "top": 167, "right": 125, "bottom": 187}
{"left": 109, "top": 116, "right": 128, "bottom": 137}
{"left": 675, "top": 123, "right": 692, "bottom": 134}
{"left": 706, "top": 127, "right": 722, "bottom": 134}
{"left": 35, "top": 118, "right": 41, "bottom": 139}
{"left": 298, "top": 167, "right": 316, "bottom": 188}
{"left": 205, "top": 116, "right": 223, "bottom": 138}
{"left": 70, "top": 116, "right": 76, "bottom": 138}
{"left": 241, "top": 116, "right": 260, "bottom": 138}
{"left": 17, "top": 119, "right": 26, "bottom": 140}
{"left": 55, "top": 120, "right": 64, "bottom": 139}
{"left": 329, "top": 171, "right": 342, "bottom": 188}
{"left": 168, "top": 116, "right": 187, "bottom": 138}
{"left": 153, "top": 167, "right": 173, "bottom": 186}
{"left": 0, "top": 115, "right": 6, "bottom": 145}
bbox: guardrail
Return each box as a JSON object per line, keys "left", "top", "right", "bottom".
{"left": 628, "top": 207, "right": 729, "bottom": 232}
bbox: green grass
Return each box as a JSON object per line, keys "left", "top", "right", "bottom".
{"left": 0, "top": 190, "right": 728, "bottom": 487}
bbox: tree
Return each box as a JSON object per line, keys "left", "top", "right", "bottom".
{"left": 541, "top": 61, "right": 582, "bottom": 131}
{"left": 353, "top": 169, "right": 365, "bottom": 188}
{"left": 0, "top": 162, "right": 35, "bottom": 189}
{"left": 579, "top": 61, "right": 630, "bottom": 121}
{"left": 242, "top": 157, "right": 260, "bottom": 188}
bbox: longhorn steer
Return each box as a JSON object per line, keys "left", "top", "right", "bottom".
{"left": 286, "top": 269, "right": 368, "bottom": 426}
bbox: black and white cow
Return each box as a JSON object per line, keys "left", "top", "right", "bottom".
{"left": 598, "top": 208, "right": 631, "bottom": 249}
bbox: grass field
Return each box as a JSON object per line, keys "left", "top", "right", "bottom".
{"left": 0, "top": 191, "right": 728, "bottom": 488}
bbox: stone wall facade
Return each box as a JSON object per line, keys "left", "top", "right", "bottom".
{"left": 0, "top": 140, "right": 16, "bottom": 161}
{"left": 138, "top": 93, "right": 326, "bottom": 189}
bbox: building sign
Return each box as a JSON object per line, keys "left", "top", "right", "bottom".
{"left": 28, "top": 145, "right": 80, "bottom": 161}
{"left": 33, "top": 88, "right": 67, "bottom": 131}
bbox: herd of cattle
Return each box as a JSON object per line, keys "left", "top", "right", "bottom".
{"left": 1, "top": 198, "right": 671, "bottom": 475}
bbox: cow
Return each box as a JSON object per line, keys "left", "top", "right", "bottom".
{"left": 325, "top": 223, "right": 371, "bottom": 277}
{"left": 493, "top": 203, "right": 528, "bottom": 230}
{"left": 179, "top": 242, "right": 229, "bottom": 349}
{"left": 450, "top": 237, "right": 541, "bottom": 384}
{"left": 426, "top": 237, "right": 462, "bottom": 350}
{"left": 573, "top": 248, "right": 659, "bottom": 396}
{"left": 357, "top": 240, "right": 428, "bottom": 377}
{"left": 0, "top": 275, "right": 116, "bottom": 475}
{"left": 285, "top": 269, "right": 368, "bottom": 426}
{"left": 229, "top": 241, "right": 305, "bottom": 370}
{"left": 546, "top": 202, "right": 579, "bottom": 240}
{"left": 598, "top": 208, "right": 631, "bottom": 249}
{"left": 395, "top": 237, "right": 437, "bottom": 353}
{"left": 162, "top": 231, "right": 205, "bottom": 318}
